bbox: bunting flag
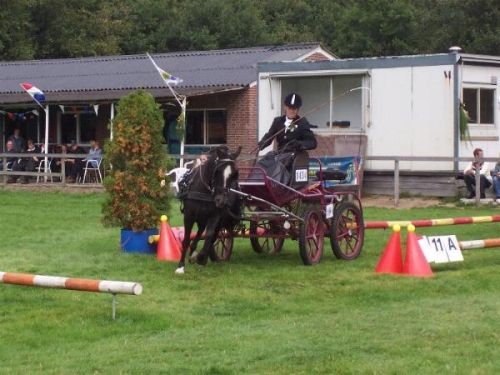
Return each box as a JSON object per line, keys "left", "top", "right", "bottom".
{"left": 0, "top": 109, "right": 40, "bottom": 120}
{"left": 93, "top": 104, "right": 99, "bottom": 116}
{"left": 59, "top": 105, "right": 65, "bottom": 114}
{"left": 147, "top": 53, "right": 183, "bottom": 86}
{"left": 20, "top": 83, "right": 46, "bottom": 108}
{"left": 147, "top": 52, "right": 186, "bottom": 149}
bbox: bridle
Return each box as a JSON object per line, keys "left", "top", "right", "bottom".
{"left": 199, "top": 157, "right": 238, "bottom": 199}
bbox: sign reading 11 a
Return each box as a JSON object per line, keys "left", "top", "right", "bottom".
{"left": 418, "top": 235, "right": 464, "bottom": 263}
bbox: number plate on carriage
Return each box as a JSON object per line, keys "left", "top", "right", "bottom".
{"left": 295, "top": 168, "right": 308, "bottom": 182}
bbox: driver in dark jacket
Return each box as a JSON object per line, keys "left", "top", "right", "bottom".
{"left": 258, "top": 93, "right": 317, "bottom": 152}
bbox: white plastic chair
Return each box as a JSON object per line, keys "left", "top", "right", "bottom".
{"left": 82, "top": 158, "right": 103, "bottom": 184}
{"left": 36, "top": 158, "right": 53, "bottom": 183}
{"left": 166, "top": 160, "right": 194, "bottom": 194}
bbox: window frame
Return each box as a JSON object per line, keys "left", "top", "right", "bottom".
{"left": 185, "top": 108, "right": 228, "bottom": 146}
{"left": 462, "top": 85, "right": 496, "bottom": 126}
{"left": 57, "top": 109, "right": 98, "bottom": 146}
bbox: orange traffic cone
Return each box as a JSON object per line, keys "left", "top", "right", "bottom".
{"left": 402, "top": 224, "right": 433, "bottom": 277}
{"left": 157, "top": 215, "right": 181, "bottom": 261}
{"left": 375, "top": 224, "right": 403, "bottom": 274}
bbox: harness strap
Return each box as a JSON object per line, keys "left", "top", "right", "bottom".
{"left": 184, "top": 191, "right": 214, "bottom": 202}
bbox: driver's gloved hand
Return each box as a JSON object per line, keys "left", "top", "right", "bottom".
{"left": 287, "top": 140, "right": 303, "bottom": 151}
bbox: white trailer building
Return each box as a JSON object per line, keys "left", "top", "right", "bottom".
{"left": 257, "top": 48, "right": 500, "bottom": 196}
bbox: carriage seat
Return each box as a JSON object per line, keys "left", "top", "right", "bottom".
{"left": 252, "top": 150, "right": 310, "bottom": 188}
{"left": 317, "top": 169, "right": 347, "bottom": 182}
{"left": 289, "top": 150, "right": 310, "bottom": 189}
{"left": 309, "top": 156, "right": 361, "bottom": 188}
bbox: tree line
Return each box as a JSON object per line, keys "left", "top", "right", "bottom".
{"left": 1, "top": 0, "right": 499, "bottom": 61}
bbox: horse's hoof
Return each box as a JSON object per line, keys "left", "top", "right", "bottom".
{"left": 189, "top": 252, "right": 198, "bottom": 264}
{"left": 197, "top": 254, "right": 208, "bottom": 266}
{"left": 175, "top": 267, "right": 185, "bottom": 275}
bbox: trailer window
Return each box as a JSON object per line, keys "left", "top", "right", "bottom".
{"left": 463, "top": 87, "right": 495, "bottom": 125}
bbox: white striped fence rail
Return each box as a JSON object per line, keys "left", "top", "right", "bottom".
{"left": 0, "top": 272, "right": 142, "bottom": 320}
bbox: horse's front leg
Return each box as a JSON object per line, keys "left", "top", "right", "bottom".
{"left": 192, "top": 221, "right": 217, "bottom": 266}
{"left": 188, "top": 222, "right": 206, "bottom": 264}
{"left": 188, "top": 224, "right": 206, "bottom": 257}
{"left": 175, "top": 222, "right": 194, "bottom": 275}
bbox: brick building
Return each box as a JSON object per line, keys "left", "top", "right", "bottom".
{"left": 0, "top": 43, "right": 334, "bottom": 159}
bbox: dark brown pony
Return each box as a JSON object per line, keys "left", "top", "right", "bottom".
{"left": 175, "top": 145, "right": 241, "bottom": 274}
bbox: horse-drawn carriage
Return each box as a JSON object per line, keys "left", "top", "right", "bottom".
{"left": 174, "top": 146, "right": 364, "bottom": 273}
{"left": 216, "top": 150, "right": 364, "bottom": 266}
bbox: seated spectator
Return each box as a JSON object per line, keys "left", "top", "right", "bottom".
{"left": 85, "top": 140, "right": 103, "bottom": 168}
{"left": 8, "top": 139, "right": 41, "bottom": 184}
{"left": 7, "top": 128, "right": 26, "bottom": 153}
{"left": 65, "top": 140, "right": 86, "bottom": 183}
{"left": 0, "top": 140, "right": 16, "bottom": 171}
{"left": 68, "top": 140, "right": 103, "bottom": 182}
{"left": 53, "top": 144, "right": 72, "bottom": 179}
{"left": 463, "top": 148, "right": 492, "bottom": 199}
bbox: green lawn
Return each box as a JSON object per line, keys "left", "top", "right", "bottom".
{"left": 1, "top": 190, "right": 500, "bottom": 374}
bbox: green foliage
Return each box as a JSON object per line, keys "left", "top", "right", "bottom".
{"left": 30, "top": 0, "right": 130, "bottom": 59}
{"left": 0, "top": 0, "right": 36, "bottom": 60}
{"left": 460, "top": 102, "right": 472, "bottom": 145}
{"left": 2, "top": 0, "right": 500, "bottom": 60}
{"left": 101, "top": 90, "right": 174, "bottom": 231}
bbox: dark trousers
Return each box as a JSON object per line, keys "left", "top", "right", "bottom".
{"left": 11, "top": 158, "right": 39, "bottom": 181}
{"left": 464, "top": 174, "right": 491, "bottom": 197}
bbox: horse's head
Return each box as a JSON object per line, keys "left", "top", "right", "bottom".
{"left": 206, "top": 146, "right": 240, "bottom": 208}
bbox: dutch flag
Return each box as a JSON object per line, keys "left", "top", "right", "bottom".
{"left": 20, "top": 83, "right": 46, "bottom": 104}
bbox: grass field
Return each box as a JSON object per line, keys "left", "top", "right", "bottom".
{"left": 1, "top": 190, "right": 500, "bottom": 374}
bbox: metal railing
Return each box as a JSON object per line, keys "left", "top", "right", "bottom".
{"left": 0, "top": 153, "right": 96, "bottom": 186}
{"left": 364, "top": 156, "right": 498, "bottom": 206}
{"left": 2, "top": 153, "right": 496, "bottom": 205}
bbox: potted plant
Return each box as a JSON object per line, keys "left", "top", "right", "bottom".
{"left": 101, "top": 89, "right": 174, "bottom": 253}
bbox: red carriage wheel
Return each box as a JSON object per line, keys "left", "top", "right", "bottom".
{"left": 249, "top": 220, "right": 285, "bottom": 254}
{"left": 209, "top": 228, "right": 234, "bottom": 261}
{"left": 330, "top": 202, "right": 364, "bottom": 260}
{"left": 298, "top": 207, "right": 324, "bottom": 265}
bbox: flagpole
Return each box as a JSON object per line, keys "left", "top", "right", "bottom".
{"left": 110, "top": 103, "right": 115, "bottom": 140}
{"left": 44, "top": 105, "right": 49, "bottom": 181}
{"left": 147, "top": 53, "right": 186, "bottom": 167}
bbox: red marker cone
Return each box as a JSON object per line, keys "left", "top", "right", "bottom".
{"left": 402, "top": 225, "right": 433, "bottom": 277}
{"left": 157, "top": 215, "right": 181, "bottom": 261}
{"left": 375, "top": 224, "right": 403, "bottom": 274}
